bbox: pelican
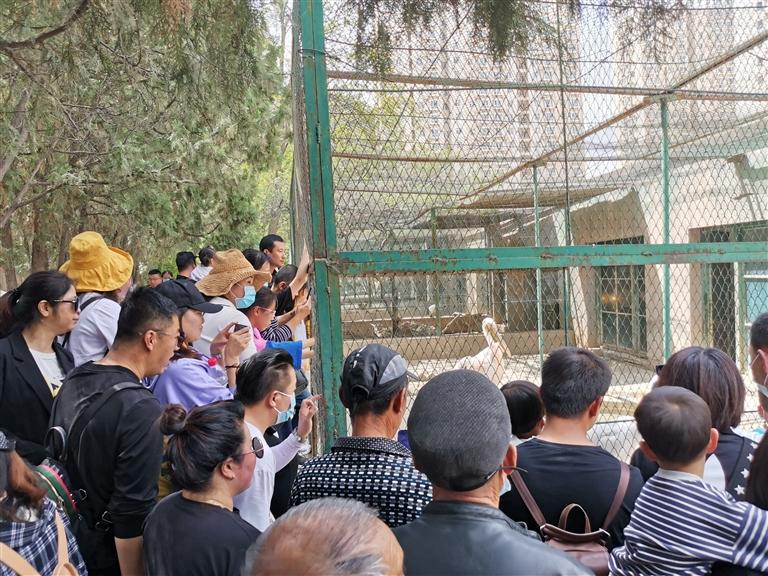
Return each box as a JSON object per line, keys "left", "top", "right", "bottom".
{"left": 453, "top": 317, "right": 512, "bottom": 386}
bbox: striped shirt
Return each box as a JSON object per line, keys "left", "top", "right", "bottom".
{"left": 609, "top": 469, "right": 768, "bottom": 575}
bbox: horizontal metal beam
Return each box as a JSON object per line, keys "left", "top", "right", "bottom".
{"left": 327, "top": 70, "right": 768, "bottom": 102}
{"left": 332, "top": 242, "right": 768, "bottom": 274}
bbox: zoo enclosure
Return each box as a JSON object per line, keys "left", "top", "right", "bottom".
{"left": 292, "top": 0, "right": 768, "bottom": 456}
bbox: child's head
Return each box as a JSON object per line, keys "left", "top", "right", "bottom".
{"left": 635, "top": 387, "right": 717, "bottom": 469}
{"left": 500, "top": 380, "right": 545, "bottom": 439}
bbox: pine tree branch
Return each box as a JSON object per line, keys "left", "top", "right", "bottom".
{"left": 0, "top": 0, "right": 91, "bottom": 51}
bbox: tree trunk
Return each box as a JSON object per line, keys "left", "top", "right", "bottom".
{"left": 1, "top": 225, "right": 18, "bottom": 289}
{"left": 30, "top": 205, "right": 49, "bottom": 272}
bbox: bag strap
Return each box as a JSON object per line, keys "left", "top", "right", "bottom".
{"left": 67, "top": 381, "right": 144, "bottom": 462}
{"left": 558, "top": 503, "right": 593, "bottom": 532}
{"left": 0, "top": 542, "right": 40, "bottom": 575}
{"left": 601, "top": 462, "right": 630, "bottom": 531}
{"left": 52, "top": 512, "right": 79, "bottom": 576}
{"left": 54, "top": 512, "right": 70, "bottom": 565}
{"left": 509, "top": 470, "right": 547, "bottom": 528}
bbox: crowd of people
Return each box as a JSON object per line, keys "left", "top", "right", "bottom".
{"left": 1, "top": 229, "right": 768, "bottom": 575}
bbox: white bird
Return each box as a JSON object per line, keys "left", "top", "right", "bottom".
{"left": 453, "top": 317, "right": 511, "bottom": 386}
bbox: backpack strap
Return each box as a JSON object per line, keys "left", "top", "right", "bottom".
{"left": 509, "top": 470, "right": 547, "bottom": 528}
{"left": 0, "top": 542, "right": 40, "bottom": 575}
{"left": 61, "top": 294, "right": 105, "bottom": 349}
{"left": 53, "top": 381, "right": 144, "bottom": 527}
{"left": 601, "top": 462, "right": 630, "bottom": 531}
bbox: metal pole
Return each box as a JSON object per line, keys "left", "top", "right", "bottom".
{"left": 533, "top": 166, "right": 545, "bottom": 370}
{"left": 299, "top": 0, "right": 347, "bottom": 448}
{"left": 430, "top": 208, "right": 442, "bottom": 335}
{"left": 661, "top": 98, "right": 672, "bottom": 360}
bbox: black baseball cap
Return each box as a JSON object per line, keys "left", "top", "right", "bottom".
{"left": 154, "top": 279, "right": 223, "bottom": 314}
{"left": 341, "top": 344, "right": 416, "bottom": 401}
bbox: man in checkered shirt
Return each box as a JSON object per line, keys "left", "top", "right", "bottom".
{"left": 290, "top": 344, "right": 431, "bottom": 527}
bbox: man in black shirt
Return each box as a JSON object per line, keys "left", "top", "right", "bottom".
{"left": 50, "top": 287, "right": 181, "bottom": 575}
{"left": 499, "top": 347, "right": 643, "bottom": 549}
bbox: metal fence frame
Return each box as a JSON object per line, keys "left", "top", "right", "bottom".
{"left": 298, "top": 0, "right": 768, "bottom": 449}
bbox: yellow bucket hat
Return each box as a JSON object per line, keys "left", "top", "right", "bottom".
{"left": 60, "top": 231, "right": 134, "bottom": 293}
{"left": 196, "top": 249, "right": 272, "bottom": 297}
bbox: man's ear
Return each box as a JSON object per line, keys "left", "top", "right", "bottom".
{"left": 638, "top": 440, "right": 659, "bottom": 463}
{"left": 391, "top": 388, "right": 407, "bottom": 415}
{"left": 143, "top": 330, "right": 156, "bottom": 351}
{"left": 707, "top": 428, "right": 719, "bottom": 455}
{"left": 502, "top": 443, "right": 518, "bottom": 470}
{"left": 588, "top": 396, "right": 604, "bottom": 419}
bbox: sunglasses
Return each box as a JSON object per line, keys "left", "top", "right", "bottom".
{"left": 52, "top": 297, "right": 79, "bottom": 310}
{"left": 239, "top": 436, "right": 264, "bottom": 459}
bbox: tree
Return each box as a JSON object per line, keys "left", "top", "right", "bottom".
{"left": 0, "top": 0, "right": 292, "bottom": 285}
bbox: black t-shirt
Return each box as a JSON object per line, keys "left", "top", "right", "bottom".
{"left": 143, "top": 492, "right": 261, "bottom": 576}
{"left": 274, "top": 286, "right": 295, "bottom": 316}
{"left": 50, "top": 362, "right": 164, "bottom": 573}
{"left": 499, "top": 438, "right": 643, "bottom": 549}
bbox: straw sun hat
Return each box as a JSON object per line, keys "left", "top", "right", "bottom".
{"left": 196, "top": 249, "right": 272, "bottom": 297}
{"left": 60, "top": 231, "right": 134, "bottom": 293}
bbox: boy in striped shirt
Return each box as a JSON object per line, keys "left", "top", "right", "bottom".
{"left": 610, "top": 387, "right": 768, "bottom": 576}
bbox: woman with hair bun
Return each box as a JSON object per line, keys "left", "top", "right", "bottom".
{"left": 143, "top": 401, "right": 262, "bottom": 576}
{"left": 0, "top": 271, "right": 79, "bottom": 464}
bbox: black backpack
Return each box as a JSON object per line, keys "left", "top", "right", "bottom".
{"left": 40, "top": 382, "right": 144, "bottom": 528}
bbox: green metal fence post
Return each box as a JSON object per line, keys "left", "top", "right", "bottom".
{"left": 299, "top": 0, "right": 347, "bottom": 448}
{"left": 660, "top": 98, "right": 672, "bottom": 360}
{"left": 533, "top": 165, "right": 545, "bottom": 370}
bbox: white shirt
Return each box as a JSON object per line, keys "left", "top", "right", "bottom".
{"left": 234, "top": 421, "right": 305, "bottom": 531}
{"left": 29, "top": 349, "right": 65, "bottom": 395}
{"left": 68, "top": 293, "right": 121, "bottom": 367}
{"left": 190, "top": 265, "right": 212, "bottom": 282}
{"left": 193, "top": 297, "right": 257, "bottom": 363}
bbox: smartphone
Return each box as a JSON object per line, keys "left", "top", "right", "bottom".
{"left": 307, "top": 285, "right": 313, "bottom": 298}
{"left": 232, "top": 323, "right": 249, "bottom": 332}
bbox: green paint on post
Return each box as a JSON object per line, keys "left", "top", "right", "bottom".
{"left": 332, "top": 242, "right": 768, "bottom": 274}
{"left": 661, "top": 99, "right": 672, "bottom": 360}
{"left": 533, "top": 166, "right": 545, "bottom": 369}
{"left": 300, "top": 0, "right": 347, "bottom": 448}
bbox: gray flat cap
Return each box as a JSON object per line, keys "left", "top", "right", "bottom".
{"left": 407, "top": 369, "right": 511, "bottom": 491}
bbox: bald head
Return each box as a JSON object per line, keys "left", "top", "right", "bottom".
{"left": 248, "top": 498, "right": 403, "bottom": 576}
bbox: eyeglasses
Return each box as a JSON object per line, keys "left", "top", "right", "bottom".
{"left": 51, "top": 297, "right": 79, "bottom": 309}
{"left": 256, "top": 306, "right": 276, "bottom": 316}
{"left": 239, "top": 436, "right": 264, "bottom": 459}
{"left": 140, "top": 329, "right": 184, "bottom": 347}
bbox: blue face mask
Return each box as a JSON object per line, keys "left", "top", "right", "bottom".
{"left": 234, "top": 284, "right": 256, "bottom": 309}
{"left": 274, "top": 391, "right": 296, "bottom": 425}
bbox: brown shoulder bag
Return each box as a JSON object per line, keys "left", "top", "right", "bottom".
{"left": 509, "top": 462, "right": 630, "bottom": 576}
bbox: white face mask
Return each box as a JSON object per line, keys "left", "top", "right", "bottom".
{"left": 500, "top": 475, "right": 512, "bottom": 497}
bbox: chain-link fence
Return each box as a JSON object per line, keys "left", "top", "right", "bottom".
{"left": 294, "top": 0, "right": 768, "bottom": 458}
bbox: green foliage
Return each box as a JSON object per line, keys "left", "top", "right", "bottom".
{"left": 345, "top": 0, "right": 679, "bottom": 73}
{"left": 0, "top": 0, "right": 292, "bottom": 280}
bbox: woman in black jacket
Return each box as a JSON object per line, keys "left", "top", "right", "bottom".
{"left": 0, "top": 271, "right": 79, "bottom": 464}
{"left": 631, "top": 346, "right": 755, "bottom": 500}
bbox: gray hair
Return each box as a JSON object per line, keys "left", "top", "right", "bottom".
{"left": 247, "top": 498, "right": 389, "bottom": 576}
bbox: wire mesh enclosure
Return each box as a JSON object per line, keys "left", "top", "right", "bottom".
{"left": 294, "top": 0, "right": 768, "bottom": 458}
